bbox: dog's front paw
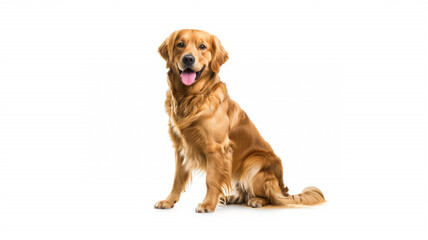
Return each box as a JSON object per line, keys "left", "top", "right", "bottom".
{"left": 154, "top": 200, "right": 175, "bottom": 209}
{"left": 195, "top": 203, "right": 216, "bottom": 213}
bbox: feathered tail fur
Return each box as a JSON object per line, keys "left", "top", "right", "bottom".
{"left": 265, "top": 181, "right": 326, "bottom": 206}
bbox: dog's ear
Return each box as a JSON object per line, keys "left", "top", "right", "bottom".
{"left": 210, "top": 35, "right": 229, "bottom": 73}
{"left": 158, "top": 39, "right": 169, "bottom": 64}
{"left": 158, "top": 31, "right": 177, "bottom": 68}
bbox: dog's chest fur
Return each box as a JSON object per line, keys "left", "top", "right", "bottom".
{"left": 165, "top": 88, "right": 228, "bottom": 171}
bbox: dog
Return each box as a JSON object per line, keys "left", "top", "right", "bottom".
{"left": 154, "top": 29, "right": 325, "bottom": 213}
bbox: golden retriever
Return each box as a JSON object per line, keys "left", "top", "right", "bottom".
{"left": 154, "top": 29, "right": 325, "bottom": 213}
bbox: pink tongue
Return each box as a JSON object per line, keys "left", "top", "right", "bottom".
{"left": 180, "top": 71, "right": 196, "bottom": 86}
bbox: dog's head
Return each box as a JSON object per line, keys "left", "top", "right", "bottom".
{"left": 158, "top": 29, "right": 228, "bottom": 86}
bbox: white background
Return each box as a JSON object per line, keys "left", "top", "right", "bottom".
{"left": 0, "top": 0, "right": 427, "bottom": 239}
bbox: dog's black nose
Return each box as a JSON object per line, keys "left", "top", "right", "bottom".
{"left": 182, "top": 54, "right": 195, "bottom": 66}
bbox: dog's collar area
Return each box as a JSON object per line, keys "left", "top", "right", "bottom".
{"left": 178, "top": 66, "right": 205, "bottom": 80}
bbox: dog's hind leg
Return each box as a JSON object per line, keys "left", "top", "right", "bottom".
{"left": 247, "top": 169, "right": 278, "bottom": 207}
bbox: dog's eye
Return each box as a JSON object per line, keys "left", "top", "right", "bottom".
{"left": 177, "top": 42, "right": 184, "bottom": 48}
{"left": 200, "top": 44, "right": 206, "bottom": 49}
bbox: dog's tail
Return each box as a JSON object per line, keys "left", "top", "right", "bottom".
{"left": 265, "top": 182, "right": 325, "bottom": 206}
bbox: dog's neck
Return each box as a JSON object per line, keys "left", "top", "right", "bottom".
{"left": 167, "top": 68, "right": 220, "bottom": 101}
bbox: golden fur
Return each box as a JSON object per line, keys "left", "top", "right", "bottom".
{"left": 154, "top": 29, "right": 325, "bottom": 213}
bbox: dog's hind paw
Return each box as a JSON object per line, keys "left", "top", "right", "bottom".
{"left": 247, "top": 197, "right": 268, "bottom": 208}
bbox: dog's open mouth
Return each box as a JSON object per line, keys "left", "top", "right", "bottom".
{"left": 178, "top": 66, "right": 205, "bottom": 86}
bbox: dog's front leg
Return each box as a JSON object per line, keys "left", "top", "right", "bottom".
{"left": 195, "top": 150, "right": 231, "bottom": 213}
{"left": 154, "top": 150, "right": 190, "bottom": 209}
